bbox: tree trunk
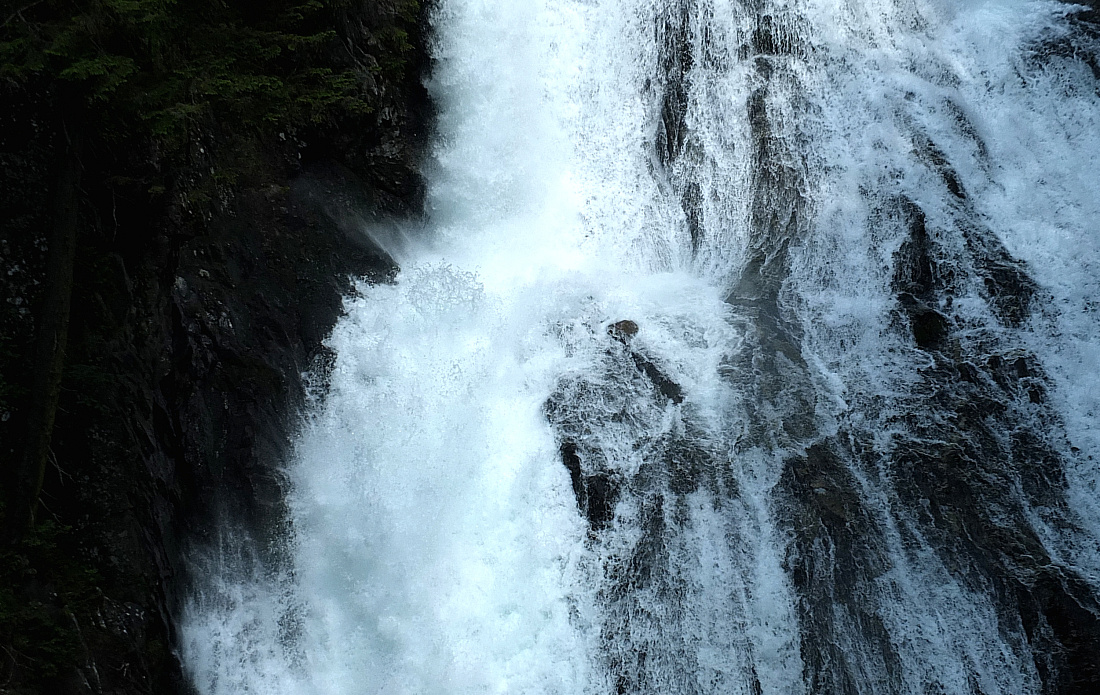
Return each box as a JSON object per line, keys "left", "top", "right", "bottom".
{"left": 5, "top": 117, "right": 83, "bottom": 539}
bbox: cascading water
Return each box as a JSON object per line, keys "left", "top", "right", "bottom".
{"left": 180, "top": 1, "right": 1100, "bottom": 693}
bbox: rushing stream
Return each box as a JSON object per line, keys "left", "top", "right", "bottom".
{"left": 181, "top": 1, "right": 1100, "bottom": 693}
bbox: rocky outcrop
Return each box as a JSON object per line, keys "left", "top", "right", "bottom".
{"left": 0, "top": 3, "right": 429, "bottom": 693}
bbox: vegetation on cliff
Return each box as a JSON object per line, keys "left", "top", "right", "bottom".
{"left": 0, "top": 0, "right": 414, "bottom": 144}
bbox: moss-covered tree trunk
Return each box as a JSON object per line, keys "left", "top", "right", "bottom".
{"left": 6, "top": 116, "right": 83, "bottom": 539}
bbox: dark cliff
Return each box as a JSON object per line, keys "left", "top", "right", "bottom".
{"left": 0, "top": 2, "right": 429, "bottom": 692}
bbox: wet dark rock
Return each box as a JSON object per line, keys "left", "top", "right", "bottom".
{"left": 605, "top": 321, "right": 684, "bottom": 404}
{"left": 545, "top": 327, "right": 730, "bottom": 527}
{"left": 888, "top": 196, "right": 941, "bottom": 300}
{"left": 629, "top": 352, "right": 685, "bottom": 405}
{"left": 922, "top": 138, "right": 968, "bottom": 199}
{"left": 653, "top": 1, "right": 695, "bottom": 167}
{"left": 680, "top": 180, "right": 705, "bottom": 252}
{"left": 888, "top": 196, "right": 955, "bottom": 352}
{"left": 608, "top": 319, "right": 640, "bottom": 343}
{"left": 750, "top": 13, "right": 801, "bottom": 57}
{"left": 900, "top": 130, "right": 1041, "bottom": 329}
{"left": 559, "top": 440, "right": 620, "bottom": 530}
{"left": 909, "top": 306, "right": 949, "bottom": 350}
{"left": 1036, "top": 3, "right": 1100, "bottom": 82}
{"left": 970, "top": 242, "right": 1039, "bottom": 328}
{"left": 781, "top": 441, "right": 903, "bottom": 695}
{"left": 894, "top": 295, "right": 949, "bottom": 350}
{"left": 547, "top": 312, "right": 745, "bottom": 691}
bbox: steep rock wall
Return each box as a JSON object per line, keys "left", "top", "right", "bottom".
{"left": 0, "top": 2, "right": 429, "bottom": 693}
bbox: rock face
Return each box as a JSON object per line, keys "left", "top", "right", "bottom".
{"left": 549, "top": 320, "right": 692, "bottom": 533}
{"left": 0, "top": 4, "right": 428, "bottom": 693}
{"left": 607, "top": 319, "right": 640, "bottom": 343}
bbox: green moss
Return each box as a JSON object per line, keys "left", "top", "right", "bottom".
{"left": 1, "top": 0, "right": 387, "bottom": 156}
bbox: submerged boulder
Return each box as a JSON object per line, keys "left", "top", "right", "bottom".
{"left": 608, "top": 319, "right": 640, "bottom": 343}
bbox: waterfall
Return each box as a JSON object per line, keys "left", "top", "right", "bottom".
{"left": 180, "top": 1, "right": 1100, "bottom": 693}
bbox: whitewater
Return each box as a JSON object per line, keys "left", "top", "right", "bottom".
{"left": 181, "top": 1, "right": 1100, "bottom": 693}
